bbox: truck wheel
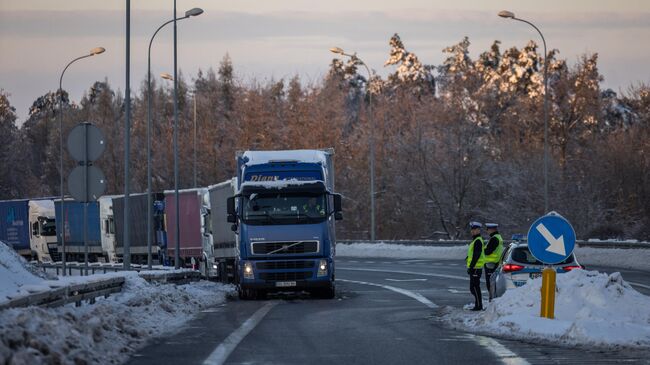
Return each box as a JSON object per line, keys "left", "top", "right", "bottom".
{"left": 313, "top": 284, "right": 336, "bottom": 299}
{"left": 238, "top": 288, "right": 257, "bottom": 300}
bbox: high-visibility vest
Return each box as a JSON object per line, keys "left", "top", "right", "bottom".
{"left": 483, "top": 233, "right": 504, "bottom": 264}
{"left": 466, "top": 236, "right": 485, "bottom": 269}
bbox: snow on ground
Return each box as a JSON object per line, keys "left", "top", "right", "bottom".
{"left": 440, "top": 269, "right": 650, "bottom": 349}
{"left": 337, "top": 242, "right": 466, "bottom": 260}
{"left": 574, "top": 247, "right": 650, "bottom": 271}
{"left": 337, "top": 242, "right": 650, "bottom": 272}
{"left": 0, "top": 272, "right": 235, "bottom": 365}
{"left": 0, "top": 241, "right": 54, "bottom": 302}
{"left": 0, "top": 241, "right": 236, "bottom": 364}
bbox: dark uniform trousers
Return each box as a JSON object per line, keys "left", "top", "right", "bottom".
{"left": 484, "top": 263, "right": 497, "bottom": 300}
{"left": 468, "top": 268, "right": 483, "bottom": 308}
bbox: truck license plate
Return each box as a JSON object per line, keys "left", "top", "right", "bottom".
{"left": 275, "top": 281, "right": 297, "bottom": 287}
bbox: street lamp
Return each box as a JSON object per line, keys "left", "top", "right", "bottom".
{"left": 58, "top": 46, "right": 105, "bottom": 275}
{"left": 499, "top": 10, "right": 550, "bottom": 214}
{"left": 329, "top": 47, "right": 376, "bottom": 241}
{"left": 146, "top": 7, "right": 203, "bottom": 269}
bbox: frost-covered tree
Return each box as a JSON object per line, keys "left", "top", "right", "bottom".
{"left": 384, "top": 33, "right": 435, "bottom": 96}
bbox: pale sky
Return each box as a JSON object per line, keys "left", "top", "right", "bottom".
{"left": 1, "top": 0, "right": 650, "bottom": 124}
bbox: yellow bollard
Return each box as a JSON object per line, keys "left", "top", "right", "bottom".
{"left": 540, "top": 267, "right": 556, "bottom": 319}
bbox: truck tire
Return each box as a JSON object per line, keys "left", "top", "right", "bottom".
{"left": 313, "top": 283, "right": 336, "bottom": 299}
{"left": 238, "top": 288, "right": 257, "bottom": 300}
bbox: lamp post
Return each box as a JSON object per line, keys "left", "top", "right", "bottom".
{"left": 193, "top": 90, "right": 197, "bottom": 188}
{"left": 499, "top": 10, "right": 549, "bottom": 214}
{"left": 329, "top": 47, "right": 376, "bottom": 241}
{"left": 58, "top": 46, "right": 105, "bottom": 276}
{"left": 146, "top": 7, "right": 203, "bottom": 269}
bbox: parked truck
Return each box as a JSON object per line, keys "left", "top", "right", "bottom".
{"left": 100, "top": 193, "right": 167, "bottom": 264}
{"left": 54, "top": 199, "right": 103, "bottom": 262}
{"left": 200, "top": 178, "right": 238, "bottom": 280}
{"left": 226, "top": 149, "right": 342, "bottom": 299}
{"left": 0, "top": 198, "right": 57, "bottom": 261}
{"left": 164, "top": 188, "right": 211, "bottom": 268}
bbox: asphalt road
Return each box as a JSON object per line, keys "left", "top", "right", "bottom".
{"left": 128, "top": 258, "right": 650, "bottom": 365}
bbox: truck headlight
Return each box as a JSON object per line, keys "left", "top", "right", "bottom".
{"left": 317, "top": 259, "right": 328, "bottom": 277}
{"left": 212, "top": 263, "right": 218, "bottom": 270}
{"left": 243, "top": 261, "right": 254, "bottom": 279}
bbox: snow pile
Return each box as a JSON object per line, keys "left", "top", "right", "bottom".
{"left": 337, "top": 242, "right": 465, "bottom": 260}
{"left": 442, "top": 269, "right": 650, "bottom": 348}
{"left": 0, "top": 272, "right": 235, "bottom": 364}
{"left": 0, "top": 241, "right": 52, "bottom": 301}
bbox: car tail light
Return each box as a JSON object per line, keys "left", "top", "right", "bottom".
{"left": 563, "top": 265, "right": 582, "bottom": 271}
{"left": 502, "top": 264, "right": 524, "bottom": 272}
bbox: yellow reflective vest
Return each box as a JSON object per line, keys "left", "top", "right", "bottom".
{"left": 483, "top": 233, "right": 504, "bottom": 264}
{"left": 466, "top": 236, "right": 485, "bottom": 269}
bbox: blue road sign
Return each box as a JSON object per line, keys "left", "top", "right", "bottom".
{"left": 527, "top": 213, "right": 576, "bottom": 264}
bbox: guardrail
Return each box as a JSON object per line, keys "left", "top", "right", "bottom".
{"left": 36, "top": 262, "right": 167, "bottom": 276}
{"left": 2, "top": 269, "right": 202, "bottom": 311}
{"left": 338, "top": 239, "right": 650, "bottom": 249}
{"left": 0, "top": 276, "right": 125, "bottom": 310}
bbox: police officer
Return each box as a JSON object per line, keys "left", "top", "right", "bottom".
{"left": 466, "top": 221, "right": 485, "bottom": 311}
{"left": 483, "top": 222, "right": 504, "bottom": 301}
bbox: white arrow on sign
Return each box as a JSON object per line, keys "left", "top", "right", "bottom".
{"left": 536, "top": 223, "right": 566, "bottom": 256}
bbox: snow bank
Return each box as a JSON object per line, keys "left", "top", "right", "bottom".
{"left": 442, "top": 270, "right": 650, "bottom": 349}
{"left": 0, "top": 272, "right": 235, "bottom": 364}
{"left": 0, "top": 241, "right": 53, "bottom": 301}
{"left": 574, "top": 247, "right": 650, "bottom": 271}
{"left": 337, "top": 243, "right": 466, "bottom": 260}
{"left": 337, "top": 243, "right": 650, "bottom": 271}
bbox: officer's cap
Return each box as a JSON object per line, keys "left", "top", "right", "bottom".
{"left": 469, "top": 221, "right": 482, "bottom": 229}
{"left": 485, "top": 223, "right": 499, "bottom": 229}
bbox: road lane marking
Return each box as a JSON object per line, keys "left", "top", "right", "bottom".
{"left": 338, "top": 267, "right": 466, "bottom": 281}
{"left": 339, "top": 273, "right": 530, "bottom": 365}
{"left": 339, "top": 279, "right": 438, "bottom": 308}
{"left": 203, "top": 302, "right": 278, "bottom": 365}
{"left": 472, "top": 335, "right": 531, "bottom": 365}
{"left": 629, "top": 281, "right": 650, "bottom": 290}
{"left": 385, "top": 278, "right": 428, "bottom": 282}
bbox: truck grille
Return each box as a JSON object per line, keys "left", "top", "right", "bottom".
{"left": 259, "top": 271, "right": 313, "bottom": 281}
{"left": 252, "top": 241, "right": 318, "bottom": 255}
{"left": 256, "top": 261, "right": 315, "bottom": 270}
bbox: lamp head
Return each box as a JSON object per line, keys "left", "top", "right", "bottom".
{"left": 329, "top": 47, "right": 345, "bottom": 55}
{"left": 498, "top": 10, "right": 515, "bottom": 19}
{"left": 185, "top": 8, "right": 204, "bottom": 17}
{"left": 160, "top": 72, "right": 174, "bottom": 81}
{"left": 90, "top": 47, "right": 106, "bottom": 56}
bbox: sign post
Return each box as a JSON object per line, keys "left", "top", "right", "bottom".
{"left": 527, "top": 212, "right": 576, "bottom": 319}
{"left": 67, "top": 122, "right": 106, "bottom": 275}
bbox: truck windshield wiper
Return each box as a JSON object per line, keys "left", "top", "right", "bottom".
{"left": 247, "top": 211, "right": 279, "bottom": 223}
{"left": 267, "top": 241, "right": 308, "bottom": 255}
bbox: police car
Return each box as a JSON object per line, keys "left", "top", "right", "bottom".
{"left": 492, "top": 238, "right": 583, "bottom": 298}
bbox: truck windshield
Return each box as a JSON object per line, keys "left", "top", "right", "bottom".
{"left": 41, "top": 218, "right": 56, "bottom": 236}
{"left": 242, "top": 193, "right": 327, "bottom": 225}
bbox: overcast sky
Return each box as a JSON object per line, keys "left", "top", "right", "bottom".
{"left": 1, "top": 0, "right": 650, "bottom": 124}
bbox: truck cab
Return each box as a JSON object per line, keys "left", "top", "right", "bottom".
{"left": 227, "top": 149, "right": 342, "bottom": 299}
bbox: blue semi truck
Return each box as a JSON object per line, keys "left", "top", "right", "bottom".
{"left": 0, "top": 199, "right": 57, "bottom": 261}
{"left": 55, "top": 200, "right": 103, "bottom": 262}
{"left": 226, "top": 149, "right": 342, "bottom": 299}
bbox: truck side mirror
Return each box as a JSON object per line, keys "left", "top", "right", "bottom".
{"left": 333, "top": 194, "right": 342, "bottom": 213}
{"left": 334, "top": 212, "right": 343, "bottom": 221}
{"left": 227, "top": 197, "right": 236, "bottom": 223}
